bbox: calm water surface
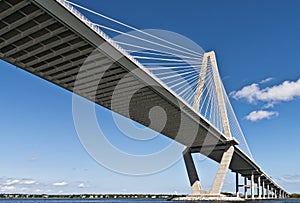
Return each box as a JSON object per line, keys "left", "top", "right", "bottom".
{"left": 0, "top": 199, "right": 299, "bottom": 203}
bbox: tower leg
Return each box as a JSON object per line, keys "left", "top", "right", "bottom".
{"left": 210, "top": 145, "right": 234, "bottom": 194}
{"left": 183, "top": 148, "right": 202, "bottom": 194}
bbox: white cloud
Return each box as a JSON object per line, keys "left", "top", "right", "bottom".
{"left": 0, "top": 186, "right": 17, "bottom": 192}
{"left": 260, "top": 77, "right": 273, "bottom": 84}
{"left": 52, "top": 181, "right": 68, "bottom": 187}
{"left": 245, "top": 110, "right": 278, "bottom": 122}
{"left": 3, "top": 179, "right": 37, "bottom": 186}
{"left": 22, "top": 180, "right": 36, "bottom": 185}
{"left": 0, "top": 178, "right": 40, "bottom": 193}
{"left": 3, "top": 179, "right": 20, "bottom": 186}
{"left": 0, "top": 177, "right": 74, "bottom": 194}
{"left": 230, "top": 83, "right": 260, "bottom": 103}
{"left": 231, "top": 78, "right": 300, "bottom": 106}
{"left": 78, "top": 183, "right": 88, "bottom": 188}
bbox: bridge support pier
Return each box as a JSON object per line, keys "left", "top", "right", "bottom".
{"left": 182, "top": 145, "right": 235, "bottom": 196}
{"left": 244, "top": 176, "right": 248, "bottom": 199}
{"left": 182, "top": 148, "right": 202, "bottom": 194}
{"left": 235, "top": 172, "right": 239, "bottom": 196}
{"left": 257, "top": 176, "right": 261, "bottom": 199}
{"left": 184, "top": 51, "right": 235, "bottom": 197}
{"left": 267, "top": 184, "right": 270, "bottom": 198}
{"left": 251, "top": 172, "right": 255, "bottom": 199}
{"left": 177, "top": 51, "right": 287, "bottom": 201}
{"left": 262, "top": 180, "right": 265, "bottom": 199}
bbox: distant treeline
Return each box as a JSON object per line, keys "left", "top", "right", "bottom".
{"left": 290, "top": 194, "right": 300, "bottom": 198}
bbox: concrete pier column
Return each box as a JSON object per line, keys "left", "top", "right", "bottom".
{"left": 262, "top": 181, "right": 265, "bottom": 199}
{"left": 244, "top": 176, "right": 248, "bottom": 199}
{"left": 267, "top": 184, "right": 270, "bottom": 198}
{"left": 257, "top": 176, "right": 261, "bottom": 199}
{"left": 235, "top": 172, "right": 239, "bottom": 196}
{"left": 251, "top": 172, "right": 255, "bottom": 199}
{"left": 270, "top": 188, "right": 273, "bottom": 198}
{"left": 182, "top": 148, "right": 201, "bottom": 194}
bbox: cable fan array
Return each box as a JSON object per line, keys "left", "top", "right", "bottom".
{"left": 63, "top": 0, "right": 253, "bottom": 160}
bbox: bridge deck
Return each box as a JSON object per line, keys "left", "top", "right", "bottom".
{"left": 0, "top": 0, "right": 285, "bottom": 193}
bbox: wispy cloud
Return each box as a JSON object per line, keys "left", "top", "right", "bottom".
{"left": 0, "top": 177, "right": 91, "bottom": 194}
{"left": 245, "top": 110, "right": 278, "bottom": 122}
{"left": 0, "top": 185, "right": 17, "bottom": 192}
{"left": 3, "top": 179, "right": 20, "bottom": 186}
{"left": 260, "top": 77, "right": 273, "bottom": 84}
{"left": 231, "top": 78, "right": 300, "bottom": 106}
{"left": 52, "top": 181, "right": 68, "bottom": 187}
{"left": 276, "top": 174, "right": 300, "bottom": 184}
{"left": 0, "top": 178, "right": 37, "bottom": 192}
{"left": 29, "top": 156, "right": 38, "bottom": 161}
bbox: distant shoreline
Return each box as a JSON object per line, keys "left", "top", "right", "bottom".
{"left": 0, "top": 194, "right": 177, "bottom": 199}
{"left": 1, "top": 193, "right": 299, "bottom": 200}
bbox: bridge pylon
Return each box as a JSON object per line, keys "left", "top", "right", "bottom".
{"left": 183, "top": 51, "right": 235, "bottom": 197}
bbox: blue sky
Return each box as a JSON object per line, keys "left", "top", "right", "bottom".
{"left": 0, "top": 0, "right": 300, "bottom": 194}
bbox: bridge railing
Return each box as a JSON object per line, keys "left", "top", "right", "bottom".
{"left": 56, "top": 0, "right": 146, "bottom": 74}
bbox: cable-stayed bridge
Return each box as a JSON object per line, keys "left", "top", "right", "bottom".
{"left": 0, "top": 0, "right": 288, "bottom": 199}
